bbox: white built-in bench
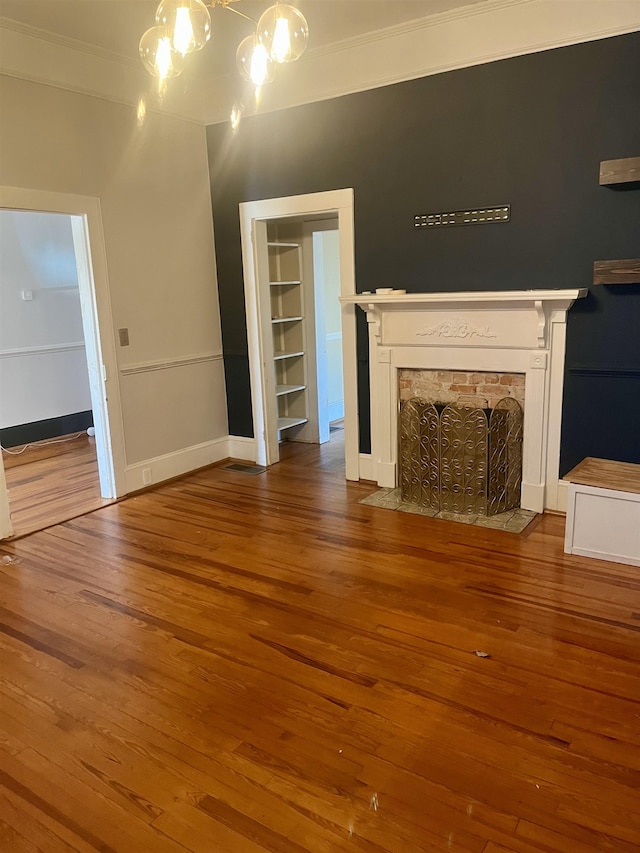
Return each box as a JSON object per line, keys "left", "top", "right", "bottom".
{"left": 564, "top": 457, "right": 640, "bottom": 567}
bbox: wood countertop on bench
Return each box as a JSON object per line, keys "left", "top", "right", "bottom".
{"left": 563, "top": 457, "right": 640, "bottom": 495}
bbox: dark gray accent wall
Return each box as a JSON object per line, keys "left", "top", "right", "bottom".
{"left": 0, "top": 411, "right": 93, "bottom": 449}
{"left": 207, "top": 33, "right": 640, "bottom": 474}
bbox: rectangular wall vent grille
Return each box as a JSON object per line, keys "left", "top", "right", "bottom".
{"left": 414, "top": 205, "right": 510, "bottom": 229}
{"left": 223, "top": 463, "right": 266, "bottom": 475}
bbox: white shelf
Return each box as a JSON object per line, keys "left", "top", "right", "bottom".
{"left": 273, "top": 350, "right": 304, "bottom": 361}
{"left": 277, "top": 417, "right": 308, "bottom": 431}
{"left": 276, "top": 384, "right": 306, "bottom": 396}
{"left": 268, "top": 229, "right": 309, "bottom": 449}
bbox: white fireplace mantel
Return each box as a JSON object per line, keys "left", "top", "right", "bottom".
{"left": 340, "top": 288, "right": 587, "bottom": 513}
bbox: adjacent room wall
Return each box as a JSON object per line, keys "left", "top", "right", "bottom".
{"left": 317, "top": 230, "right": 344, "bottom": 424}
{"left": 0, "top": 74, "right": 228, "bottom": 487}
{"left": 0, "top": 210, "right": 92, "bottom": 443}
{"left": 206, "top": 32, "right": 640, "bottom": 475}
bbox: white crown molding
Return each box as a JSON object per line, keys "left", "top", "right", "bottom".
{"left": 1, "top": 1, "right": 639, "bottom": 126}
{"left": 0, "top": 16, "right": 137, "bottom": 66}
{"left": 0, "top": 17, "right": 208, "bottom": 125}
{"left": 307, "top": 0, "right": 534, "bottom": 59}
{"left": 203, "top": 0, "right": 640, "bottom": 123}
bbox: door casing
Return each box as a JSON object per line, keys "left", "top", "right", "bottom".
{"left": 239, "top": 189, "right": 358, "bottom": 477}
{"left": 0, "top": 186, "right": 126, "bottom": 538}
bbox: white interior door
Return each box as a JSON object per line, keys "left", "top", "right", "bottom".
{"left": 71, "top": 215, "right": 116, "bottom": 498}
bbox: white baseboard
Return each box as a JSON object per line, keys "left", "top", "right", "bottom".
{"left": 123, "top": 435, "right": 255, "bottom": 493}
{"left": 555, "top": 480, "right": 569, "bottom": 513}
{"left": 227, "top": 435, "right": 257, "bottom": 462}
{"left": 521, "top": 481, "right": 545, "bottom": 514}
{"left": 358, "top": 453, "right": 374, "bottom": 481}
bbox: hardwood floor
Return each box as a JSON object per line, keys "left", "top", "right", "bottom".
{"left": 2, "top": 434, "right": 113, "bottom": 538}
{"left": 1, "top": 437, "right": 639, "bottom": 852}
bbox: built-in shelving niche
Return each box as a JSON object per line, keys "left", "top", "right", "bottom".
{"left": 267, "top": 239, "right": 309, "bottom": 435}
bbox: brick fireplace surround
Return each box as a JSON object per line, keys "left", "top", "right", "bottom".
{"left": 340, "top": 290, "right": 587, "bottom": 513}
{"left": 399, "top": 369, "right": 526, "bottom": 411}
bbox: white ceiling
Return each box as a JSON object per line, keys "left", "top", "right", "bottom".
{"left": 0, "top": 0, "right": 490, "bottom": 78}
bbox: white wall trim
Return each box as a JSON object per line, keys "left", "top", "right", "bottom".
{"left": 308, "top": 0, "right": 637, "bottom": 60}
{"left": 0, "top": 18, "right": 206, "bottom": 125}
{"left": 0, "top": 16, "right": 136, "bottom": 65}
{"left": 0, "top": 454, "right": 14, "bottom": 539}
{"left": 358, "top": 453, "right": 375, "bottom": 482}
{"left": 120, "top": 352, "right": 223, "bottom": 376}
{"left": 0, "top": 341, "right": 85, "bottom": 358}
{"left": 227, "top": 435, "right": 257, "bottom": 462}
{"left": 555, "top": 479, "right": 569, "bottom": 514}
{"left": 239, "top": 188, "right": 358, "bottom": 480}
{"left": 203, "top": 0, "right": 640, "bottom": 123}
{"left": 123, "top": 434, "right": 257, "bottom": 492}
{"left": 124, "top": 436, "right": 228, "bottom": 493}
{"left": 2, "top": 2, "right": 638, "bottom": 126}
{"left": 0, "top": 185, "right": 126, "bottom": 498}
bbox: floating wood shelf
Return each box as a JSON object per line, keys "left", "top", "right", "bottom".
{"left": 593, "top": 259, "right": 640, "bottom": 285}
{"left": 599, "top": 157, "right": 640, "bottom": 187}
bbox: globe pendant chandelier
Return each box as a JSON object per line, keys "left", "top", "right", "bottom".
{"left": 139, "top": 0, "right": 309, "bottom": 89}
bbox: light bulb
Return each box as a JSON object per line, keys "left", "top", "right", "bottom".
{"left": 250, "top": 42, "right": 270, "bottom": 86}
{"left": 257, "top": 3, "right": 308, "bottom": 63}
{"left": 272, "top": 16, "right": 290, "bottom": 63}
{"left": 155, "top": 0, "right": 211, "bottom": 55}
{"left": 156, "top": 36, "right": 173, "bottom": 77}
{"left": 173, "top": 7, "right": 194, "bottom": 55}
{"left": 139, "top": 26, "right": 185, "bottom": 78}
{"left": 236, "top": 34, "right": 274, "bottom": 86}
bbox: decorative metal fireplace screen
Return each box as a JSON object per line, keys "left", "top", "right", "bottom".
{"left": 399, "top": 398, "right": 524, "bottom": 516}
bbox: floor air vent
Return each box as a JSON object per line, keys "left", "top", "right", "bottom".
{"left": 222, "top": 463, "right": 266, "bottom": 475}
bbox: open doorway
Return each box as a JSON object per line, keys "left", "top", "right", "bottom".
{"left": 239, "top": 189, "right": 359, "bottom": 479}
{"left": 0, "top": 187, "right": 125, "bottom": 540}
{"left": 254, "top": 214, "right": 344, "bottom": 464}
{"left": 1, "top": 210, "right": 106, "bottom": 536}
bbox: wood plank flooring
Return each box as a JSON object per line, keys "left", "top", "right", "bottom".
{"left": 1, "top": 438, "right": 639, "bottom": 852}
{"left": 2, "top": 435, "right": 113, "bottom": 538}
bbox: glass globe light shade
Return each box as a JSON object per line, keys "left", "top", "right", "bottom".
{"left": 155, "top": 0, "right": 211, "bottom": 56}
{"left": 257, "top": 3, "right": 309, "bottom": 63}
{"left": 139, "top": 26, "right": 185, "bottom": 79}
{"left": 236, "top": 34, "right": 274, "bottom": 87}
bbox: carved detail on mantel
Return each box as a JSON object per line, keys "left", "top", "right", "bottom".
{"left": 417, "top": 316, "right": 496, "bottom": 341}
{"left": 534, "top": 300, "right": 546, "bottom": 348}
{"left": 365, "top": 303, "right": 382, "bottom": 341}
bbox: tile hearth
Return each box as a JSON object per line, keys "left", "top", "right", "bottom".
{"left": 359, "top": 488, "right": 537, "bottom": 533}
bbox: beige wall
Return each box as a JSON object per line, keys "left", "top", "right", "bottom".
{"left": 0, "top": 75, "right": 227, "bottom": 469}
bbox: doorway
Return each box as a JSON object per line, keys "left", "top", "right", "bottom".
{"left": 239, "top": 189, "right": 358, "bottom": 478}
{"left": 0, "top": 186, "right": 126, "bottom": 540}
